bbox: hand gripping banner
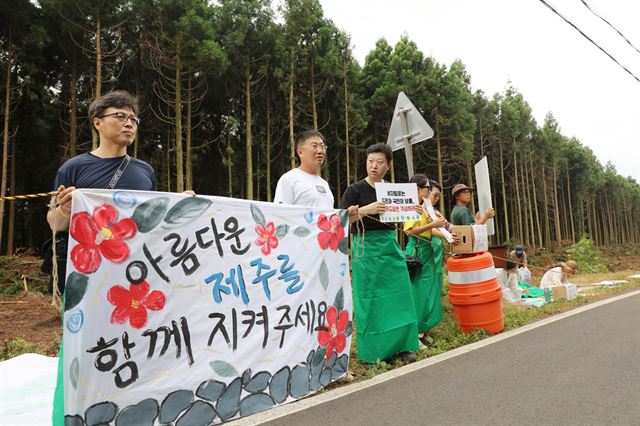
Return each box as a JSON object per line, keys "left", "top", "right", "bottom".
{"left": 58, "top": 189, "right": 352, "bottom": 424}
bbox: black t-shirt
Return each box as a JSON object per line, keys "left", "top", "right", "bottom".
{"left": 53, "top": 152, "right": 157, "bottom": 191}
{"left": 49, "top": 152, "right": 157, "bottom": 290}
{"left": 339, "top": 179, "right": 389, "bottom": 233}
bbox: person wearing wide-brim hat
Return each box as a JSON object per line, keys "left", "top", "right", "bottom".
{"left": 540, "top": 259, "right": 577, "bottom": 288}
{"left": 449, "top": 183, "right": 496, "bottom": 226}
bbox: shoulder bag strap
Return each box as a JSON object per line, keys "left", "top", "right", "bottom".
{"left": 106, "top": 155, "right": 131, "bottom": 189}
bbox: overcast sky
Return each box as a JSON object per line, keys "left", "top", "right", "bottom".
{"left": 319, "top": 0, "right": 640, "bottom": 183}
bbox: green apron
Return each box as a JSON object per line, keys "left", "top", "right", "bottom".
{"left": 352, "top": 230, "right": 418, "bottom": 363}
{"left": 52, "top": 299, "right": 64, "bottom": 426}
{"left": 405, "top": 236, "right": 442, "bottom": 332}
{"left": 432, "top": 235, "right": 445, "bottom": 295}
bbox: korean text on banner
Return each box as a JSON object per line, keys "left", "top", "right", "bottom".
{"left": 59, "top": 189, "right": 352, "bottom": 424}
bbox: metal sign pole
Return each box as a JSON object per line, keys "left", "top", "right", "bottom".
{"left": 387, "top": 92, "right": 434, "bottom": 180}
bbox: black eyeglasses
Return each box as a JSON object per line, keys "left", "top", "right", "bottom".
{"left": 98, "top": 112, "right": 141, "bottom": 126}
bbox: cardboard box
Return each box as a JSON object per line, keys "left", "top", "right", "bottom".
{"left": 550, "top": 284, "right": 577, "bottom": 301}
{"left": 451, "top": 225, "right": 488, "bottom": 254}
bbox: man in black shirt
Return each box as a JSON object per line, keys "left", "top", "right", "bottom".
{"left": 47, "top": 90, "right": 157, "bottom": 294}
{"left": 50, "top": 89, "right": 159, "bottom": 425}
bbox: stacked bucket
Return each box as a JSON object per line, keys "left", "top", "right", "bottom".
{"left": 447, "top": 252, "right": 504, "bottom": 334}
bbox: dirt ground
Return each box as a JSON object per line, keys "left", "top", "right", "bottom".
{"left": 2, "top": 255, "right": 640, "bottom": 357}
{"left": 1, "top": 292, "right": 62, "bottom": 355}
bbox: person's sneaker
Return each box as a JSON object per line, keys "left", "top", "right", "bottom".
{"left": 420, "top": 334, "right": 434, "bottom": 346}
{"left": 397, "top": 352, "right": 418, "bottom": 363}
{"left": 418, "top": 340, "right": 428, "bottom": 350}
{"left": 338, "top": 371, "right": 355, "bottom": 383}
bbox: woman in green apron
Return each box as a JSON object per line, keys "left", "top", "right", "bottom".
{"left": 403, "top": 175, "right": 445, "bottom": 345}
{"left": 340, "top": 143, "right": 419, "bottom": 364}
{"left": 426, "top": 180, "right": 451, "bottom": 336}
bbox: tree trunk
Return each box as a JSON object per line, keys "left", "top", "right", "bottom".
{"left": 565, "top": 168, "right": 575, "bottom": 242}
{"left": 604, "top": 192, "right": 612, "bottom": 245}
{"left": 288, "top": 50, "right": 295, "bottom": 169}
{"left": 7, "top": 131, "right": 16, "bottom": 255}
{"left": 92, "top": 15, "right": 102, "bottom": 151}
{"left": 466, "top": 159, "right": 475, "bottom": 215}
{"left": 513, "top": 151, "right": 523, "bottom": 242}
{"left": 245, "top": 62, "right": 253, "bottom": 199}
{"left": 266, "top": 85, "right": 272, "bottom": 201}
{"left": 166, "top": 128, "right": 172, "bottom": 192}
{"left": 530, "top": 153, "right": 542, "bottom": 248}
{"left": 478, "top": 112, "right": 484, "bottom": 158}
{"left": 69, "top": 61, "right": 78, "bottom": 158}
{"left": 524, "top": 151, "right": 534, "bottom": 247}
{"left": 185, "top": 71, "right": 193, "bottom": 190}
{"left": 585, "top": 198, "right": 593, "bottom": 240}
{"left": 0, "top": 56, "right": 12, "bottom": 253}
{"left": 344, "top": 61, "right": 350, "bottom": 187}
{"left": 435, "top": 111, "right": 444, "bottom": 213}
{"left": 227, "top": 135, "right": 233, "bottom": 197}
{"left": 174, "top": 48, "right": 184, "bottom": 192}
{"left": 498, "top": 135, "right": 510, "bottom": 242}
{"left": 552, "top": 162, "right": 561, "bottom": 245}
{"left": 541, "top": 161, "right": 551, "bottom": 247}
{"left": 310, "top": 56, "right": 317, "bottom": 130}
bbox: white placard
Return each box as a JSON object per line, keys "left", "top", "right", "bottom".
{"left": 374, "top": 183, "right": 420, "bottom": 223}
{"left": 472, "top": 224, "right": 489, "bottom": 252}
{"left": 58, "top": 189, "right": 352, "bottom": 424}
{"left": 424, "top": 198, "right": 454, "bottom": 243}
{"left": 474, "top": 156, "right": 495, "bottom": 235}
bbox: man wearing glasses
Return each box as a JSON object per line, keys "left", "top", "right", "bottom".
{"left": 450, "top": 183, "right": 495, "bottom": 226}
{"left": 48, "top": 90, "right": 158, "bottom": 425}
{"left": 274, "top": 130, "right": 334, "bottom": 208}
{"left": 49, "top": 90, "right": 155, "bottom": 224}
{"left": 47, "top": 90, "right": 157, "bottom": 293}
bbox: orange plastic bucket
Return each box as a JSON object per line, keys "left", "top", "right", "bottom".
{"left": 447, "top": 252, "right": 504, "bottom": 334}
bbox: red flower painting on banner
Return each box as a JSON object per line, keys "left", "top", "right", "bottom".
{"left": 107, "top": 281, "right": 166, "bottom": 329}
{"left": 317, "top": 306, "right": 349, "bottom": 360}
{"left": 69, "top": 203, "right": 137, "bottom": 274}
{"left": 316, "top": 214, "right": 345, "bottom": 251}
{"left": 255, "top": 222, "right": 279, "bottom": 255}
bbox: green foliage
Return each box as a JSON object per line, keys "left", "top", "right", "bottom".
{"left": 0, "top": 337, "right": 45, "bottom": 361}
{"left": 566, "top": 236, "right": 609, "bottom": 273}
{"left": 1, "top": 0, "right": 639, "bottom": 252}
{"left": 0, "top": 257, "right": 49, "bottom": 296}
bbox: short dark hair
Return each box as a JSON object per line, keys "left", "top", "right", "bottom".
{"left": 88, "top": 90, "right": 139, "bottom": 130}
{"left": 429, "top": 179, "right": 442, "bottom": 192}
{"left": 409, "top": 173, "right": 430, "bottom": 188}
{"left": 295, "top": 130, "right": 325, "bottom": 151}
{"left": 366, "top": 143, "right": 392, "bottom": 163}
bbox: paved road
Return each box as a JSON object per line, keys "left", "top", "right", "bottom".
{"left": 265, "top": 293, "right": 640, "bottom": 426}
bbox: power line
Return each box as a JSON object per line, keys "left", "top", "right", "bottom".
{"left": 537, "top": 0, "right": 640, "bottom": 83}
{"left": 580, "top": 0, "right": 640, "bottom": 56}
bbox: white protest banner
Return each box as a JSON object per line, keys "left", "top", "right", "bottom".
{"left": 374, "top": 183, "right": 420, "bottom": 223}
{"left": 59, "top": 189, "right": 352, "bottom": 425}
{"left": 474, "top": 156, "right": 495, "bottom": 235}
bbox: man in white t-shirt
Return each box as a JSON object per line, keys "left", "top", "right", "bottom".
{"left": 274, "top": 130, "right": 334, "bottom": 208}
